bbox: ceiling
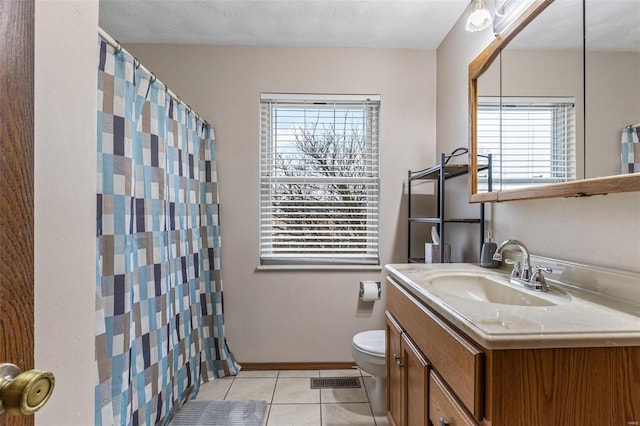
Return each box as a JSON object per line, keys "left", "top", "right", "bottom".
{"left": 98, "top": 0, "right": 470, "bottom": 50}
{"left": 507, "top": 0, "right": 640, "bottom": 52}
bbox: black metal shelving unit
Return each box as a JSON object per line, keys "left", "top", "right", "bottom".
{"left": 407, "top": 149, "right": 492, "bottom": 263}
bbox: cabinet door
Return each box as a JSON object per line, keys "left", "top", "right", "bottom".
{"left": 429, "top": 372, "right": 477, "bottom": 426}
{"left": 402, "top": 333, "right": 430, "bottom": 426}
{"left": 386, "top": 311, "right": 404, "bottom": 426}
{"left": 388, "top": 278, "right": 484, "bottom": 419}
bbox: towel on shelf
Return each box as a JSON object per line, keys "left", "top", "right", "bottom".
{"left": 621, "top": 127, "right": 640, "bottom": 173}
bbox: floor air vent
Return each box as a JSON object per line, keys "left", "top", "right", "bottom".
{"left": 310, "top": 377, "right": 361, "bottom": 389}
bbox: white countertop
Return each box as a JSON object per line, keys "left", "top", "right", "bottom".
{"left": 385, "top": 262, "right": 640, "bottom": 349}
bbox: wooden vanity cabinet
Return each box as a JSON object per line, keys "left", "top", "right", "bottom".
{"left": 429, "top": 371, "right": 476, "bottom": 426}
{"left": 386, "top": 278, "right": 483, "bottom": 425}
{"left": 386, "top": 311, "right": 430, "bottom": 426}
{"left": 386, "top": 276, "right": 640, "bottom": 426}
{"left": 386, "top": 312, "right": 404, "bottom": 426}
{"left": 483, "top": 346, "right": 640, "bottom": 424}
{"left": 401, "top": 333, "right": 429, "bottom": 426}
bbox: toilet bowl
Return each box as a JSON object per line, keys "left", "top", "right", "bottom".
{"left": 352, "top": 330, "right": 386, "bottom": 416}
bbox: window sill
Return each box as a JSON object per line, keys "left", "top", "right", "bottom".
{"left": 255, "top": 264, "right": 382, "bottom": 272}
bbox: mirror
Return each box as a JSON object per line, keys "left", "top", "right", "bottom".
{"left": 584, "top": 0, "right": 640, "bottom": 178}
{"left": 480, "top": 0, "right": 584, "bottom": 193}
{"left": 470, "top": 0, "right": 640, "bottom": 202}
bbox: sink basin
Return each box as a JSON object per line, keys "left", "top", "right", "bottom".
{"left": 424, "top": 272, "right": 560, "bottom": 307}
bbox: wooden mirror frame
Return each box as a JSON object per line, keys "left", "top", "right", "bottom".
{"left": 469, "top": 0, "right": 640, "bottom": 203}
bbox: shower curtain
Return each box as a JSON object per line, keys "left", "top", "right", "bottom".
{"left": 95, "top": 39, "right": 239, "bottom": 426}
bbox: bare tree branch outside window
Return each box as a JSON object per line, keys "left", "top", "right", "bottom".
{"left": 271, "top": 109, "right": 370, "bottom": 254}
{"left": 260, "top": 95, "right": 380, "bottom": 265}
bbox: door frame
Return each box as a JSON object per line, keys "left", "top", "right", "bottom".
{"left": 0, "top": 0, "right": 35, "bottom": 425}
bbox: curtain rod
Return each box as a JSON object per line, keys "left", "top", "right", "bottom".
{"left": 98, "top": 27, "right": 208, "bottom": 126}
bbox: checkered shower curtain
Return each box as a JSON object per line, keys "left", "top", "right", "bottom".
{"left": 95, "top": 39, "right": 239, "bottom": 426}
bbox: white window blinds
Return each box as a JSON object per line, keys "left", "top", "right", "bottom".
{"left": 259, "top": 93, "right": 380, "bottom": 266}
{"left": 477, "top": 97, "right": 576, "bottom": 191}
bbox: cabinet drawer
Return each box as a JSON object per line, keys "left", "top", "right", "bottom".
{"left": 429, "top": 372, "right": 477, "bottom": 426}
{"left": 387, "top": 278, "right": 483, "bottom": 419}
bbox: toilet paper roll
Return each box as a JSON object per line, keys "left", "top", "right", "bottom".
{"left": 359, "top": 281, "right": 381, "bottom": 302}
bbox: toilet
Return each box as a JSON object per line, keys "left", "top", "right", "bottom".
{"left": 352, "top": 330, "right": 386, "bottom": 416}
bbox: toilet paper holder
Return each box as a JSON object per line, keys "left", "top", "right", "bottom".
{"left": 359, "top": 281, "right": 381, "bottom": 301}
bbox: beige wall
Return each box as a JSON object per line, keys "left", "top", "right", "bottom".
{"left": 435, "top": 15, "right": 495, "bottom": 262}
{"left": 34, "top": 0, "right": 98, "bottom": 424}
{"left": 437, "top": 14, "right": 640, "bottom": 272}
{"left": 126, "top": 44, "right": 437, "bottom": 362}
{"left": 586, "top": 51, "right": 640, "bottom": 177}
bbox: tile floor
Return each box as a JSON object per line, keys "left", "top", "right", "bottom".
{"left": 194, "top": 368, "right": 390, "bottom": 425}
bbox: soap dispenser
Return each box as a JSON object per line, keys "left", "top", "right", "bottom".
{"left": 480, "top": 230, "right": 501, "bottom": 268}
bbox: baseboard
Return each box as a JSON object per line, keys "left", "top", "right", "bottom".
{"left": 239, "top": 362, "right": 357, "bottom": 371}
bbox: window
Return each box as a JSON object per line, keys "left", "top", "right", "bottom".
{"left": 477, "top": 97, "right": 576, "bottom": 191}
{"left": 259, "top": 93, "right": 380, "bottom": 266}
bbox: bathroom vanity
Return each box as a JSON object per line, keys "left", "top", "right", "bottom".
{"left": 384, "top": 262, "right": 640, "bottom": 426}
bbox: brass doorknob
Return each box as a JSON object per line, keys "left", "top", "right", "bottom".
{"left": 0, "top": 363, "right": 55, "bottom": 415}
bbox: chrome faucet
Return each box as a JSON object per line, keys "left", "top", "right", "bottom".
{"left": 492, "top": 239, "right": 552, "bottom": 291}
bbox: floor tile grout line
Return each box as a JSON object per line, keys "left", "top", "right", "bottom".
{"left": 271, "top": 371, "right": 279, "bottom": 404}
{"left": 221, "top": 375, "right": 234, "bottom": 401}
{"left": 262, "top": 371, "right": 280, "bottom": 426}
{"left": 362, "top": 369, "right": 378, "bottom": 425}
{"left": 359, "top": 374, "right": 377, "bottom": 422}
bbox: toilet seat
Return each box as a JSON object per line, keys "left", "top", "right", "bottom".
{"left": 352, "top": 330, "right": 385, "bottom": 357}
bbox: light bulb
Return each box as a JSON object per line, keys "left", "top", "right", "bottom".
{"left": 466, "top": 0, "right": 493, "bottom": 32}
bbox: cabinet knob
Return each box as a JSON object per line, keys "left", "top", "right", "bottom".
{"left": 393, "top": 354, "right": 404, "bottom": 368}
{"left": 439, "top": 417, "right": 450, "bottom": 426}
{"left": 0, "top": 363, "right": 55, "bottom": 415}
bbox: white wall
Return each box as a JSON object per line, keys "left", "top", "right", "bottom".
{"left": 125, "top": 45, "right": 437, "bottom": 362}
{"left": 437, "top": 13, "right": 640, "bottom": 272}
{"left": 34, "top": 1, "right": 98, "bottom": 424}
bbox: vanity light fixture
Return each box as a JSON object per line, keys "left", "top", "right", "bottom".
{"left": 493, "top": 0, "right": 537, "bottom": 34}
{"left": 466, "top": 0, "right": 493, "bottom": 32}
